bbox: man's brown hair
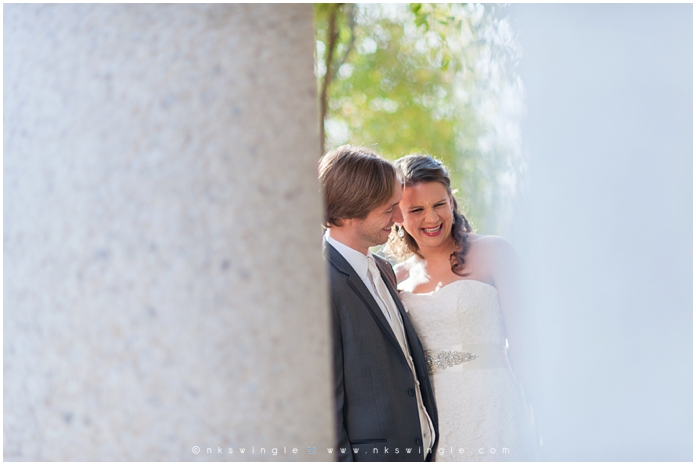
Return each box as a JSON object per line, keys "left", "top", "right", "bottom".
{"left": 319, "top": 145, "right": 397, "bottom": 227}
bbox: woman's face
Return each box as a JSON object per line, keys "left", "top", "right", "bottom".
{"left": 399, "top": 181, "right": 454, "bottom": 250}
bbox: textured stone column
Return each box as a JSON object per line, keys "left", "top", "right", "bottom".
{"left": 4, "top": 4, "right": 333, "bottom": 461}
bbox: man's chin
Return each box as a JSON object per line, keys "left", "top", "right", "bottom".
{"left": 363, "top": 230, "right": 392, "bottom": 250}
{"left": 375, "top": 230, "right": 392, "bottom": 245}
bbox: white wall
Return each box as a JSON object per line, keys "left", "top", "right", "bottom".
{"left": 509, "top": 4, "right": 692, "bottom": 461}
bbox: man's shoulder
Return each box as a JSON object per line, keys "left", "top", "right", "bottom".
{"left": 323, "top": 239, "right": 350, "bottom": 272}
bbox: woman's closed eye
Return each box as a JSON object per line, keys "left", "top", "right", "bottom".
{"left": 409, "top": 203, "right": 445, "bottom": 213}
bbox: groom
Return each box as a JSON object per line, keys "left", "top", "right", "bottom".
{"left": 319, "top": 145, "right": 438, "bottom": 462}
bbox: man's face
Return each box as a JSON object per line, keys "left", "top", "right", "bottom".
{"left": 350, "top": 180, "right": 404, "bottom": 250}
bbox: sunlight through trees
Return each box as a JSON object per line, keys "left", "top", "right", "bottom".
{"left": 315, "top": 3, "right": 524, "bottom": 234}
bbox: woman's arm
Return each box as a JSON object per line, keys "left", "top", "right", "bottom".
{"left": 489, "top": 237, "right": 538, "bottom": 405}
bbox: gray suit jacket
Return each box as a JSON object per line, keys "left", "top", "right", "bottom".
{"left": 324, "top": 239, "right": 439, "bottom": 462}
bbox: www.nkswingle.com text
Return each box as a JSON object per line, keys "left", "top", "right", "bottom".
{"left": 191, "top": 445, "right": 511, "bottom": 458}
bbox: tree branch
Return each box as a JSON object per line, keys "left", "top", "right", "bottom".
{"left": 333, "top": 4, "right": 356, "bottom": 78}
{"left": 319, "top": 4, "right": 340, "bottom": 155}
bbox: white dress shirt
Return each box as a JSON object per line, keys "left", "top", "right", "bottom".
{"left": 325, "top": 233, "right": 400, "bottom": 327}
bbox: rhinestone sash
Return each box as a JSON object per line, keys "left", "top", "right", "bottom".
{"left": 424, "top": 344, "right": 509, "bottom": 374}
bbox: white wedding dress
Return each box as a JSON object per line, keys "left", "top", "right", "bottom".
{"left": 399, "top": 261, "right": 539, "bottom": 462}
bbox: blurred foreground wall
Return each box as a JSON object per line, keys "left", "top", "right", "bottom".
{"left": 4, "top": 4, "right": 333, "bottom": 460}
{"left": 509, "top": 4, "right": 692, "bottom": 461}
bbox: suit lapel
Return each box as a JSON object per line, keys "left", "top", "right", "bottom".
{"left": 324, "top": 240, "right": 406, "bottom": 359}
{"left": 375, "top": 256, "right": 439, "bottom": 429}
{"left": 374, "top": 257, "right": 416, "bottom": 333}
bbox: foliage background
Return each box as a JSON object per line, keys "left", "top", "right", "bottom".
{"left": 315, "top": 3, "right": 525, "bottom": 236}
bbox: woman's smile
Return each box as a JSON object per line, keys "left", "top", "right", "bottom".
{"left": 421, "top": 224, "right": 443, "bottom": 236}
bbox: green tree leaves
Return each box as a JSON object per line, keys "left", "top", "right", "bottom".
{"left": 315, "top": 4, "right": 523, "bottom": 235}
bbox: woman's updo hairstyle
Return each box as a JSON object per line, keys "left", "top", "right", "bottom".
{"left": 388, "top": 154, "right": 473, "bottom": 276}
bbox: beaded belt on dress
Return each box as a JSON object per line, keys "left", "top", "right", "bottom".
{"left": 424, "top": 343, "right": 509, "bottom": 374}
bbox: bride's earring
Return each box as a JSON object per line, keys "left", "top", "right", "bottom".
{"left": 397, "top": 225, "right": 405, "bottom": 238}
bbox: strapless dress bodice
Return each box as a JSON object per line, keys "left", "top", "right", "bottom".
{"left": 398, "top": 273, "right": 539, "bottom": 461}
{"left": 399, "top": 279, "right": 507, "bottom": 348}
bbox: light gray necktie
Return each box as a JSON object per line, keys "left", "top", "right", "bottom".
{"left": 367, "top": 255, "right": 407, "bottom": 353}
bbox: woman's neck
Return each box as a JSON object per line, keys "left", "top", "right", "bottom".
{"left": 418, "top": 237, "right": 457, "bottom": 264}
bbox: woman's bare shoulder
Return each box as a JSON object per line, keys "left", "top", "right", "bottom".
{"left": 471, "top": 235, "right": 519, "bottom": 277}
{"left": 467, "top": 234, "right": 516, "bottom": 266}
{"left": 468, "top": 233, "right": 514, "bottom": 252}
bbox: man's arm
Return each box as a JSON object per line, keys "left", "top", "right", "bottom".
{"left": 331, "top": 297, "right": 354, "bottom": 462}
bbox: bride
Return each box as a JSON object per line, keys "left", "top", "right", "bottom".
{"left": 386, "top": 154, "right": 539, "bottom": 462}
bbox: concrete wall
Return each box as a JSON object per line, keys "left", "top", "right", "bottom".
{"left": 4, "top": 4, "right": 333, "bottom": 461}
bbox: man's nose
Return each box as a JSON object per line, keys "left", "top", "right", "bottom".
{"left": 392, "top": 205, "right": 404, "bottom": 223}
